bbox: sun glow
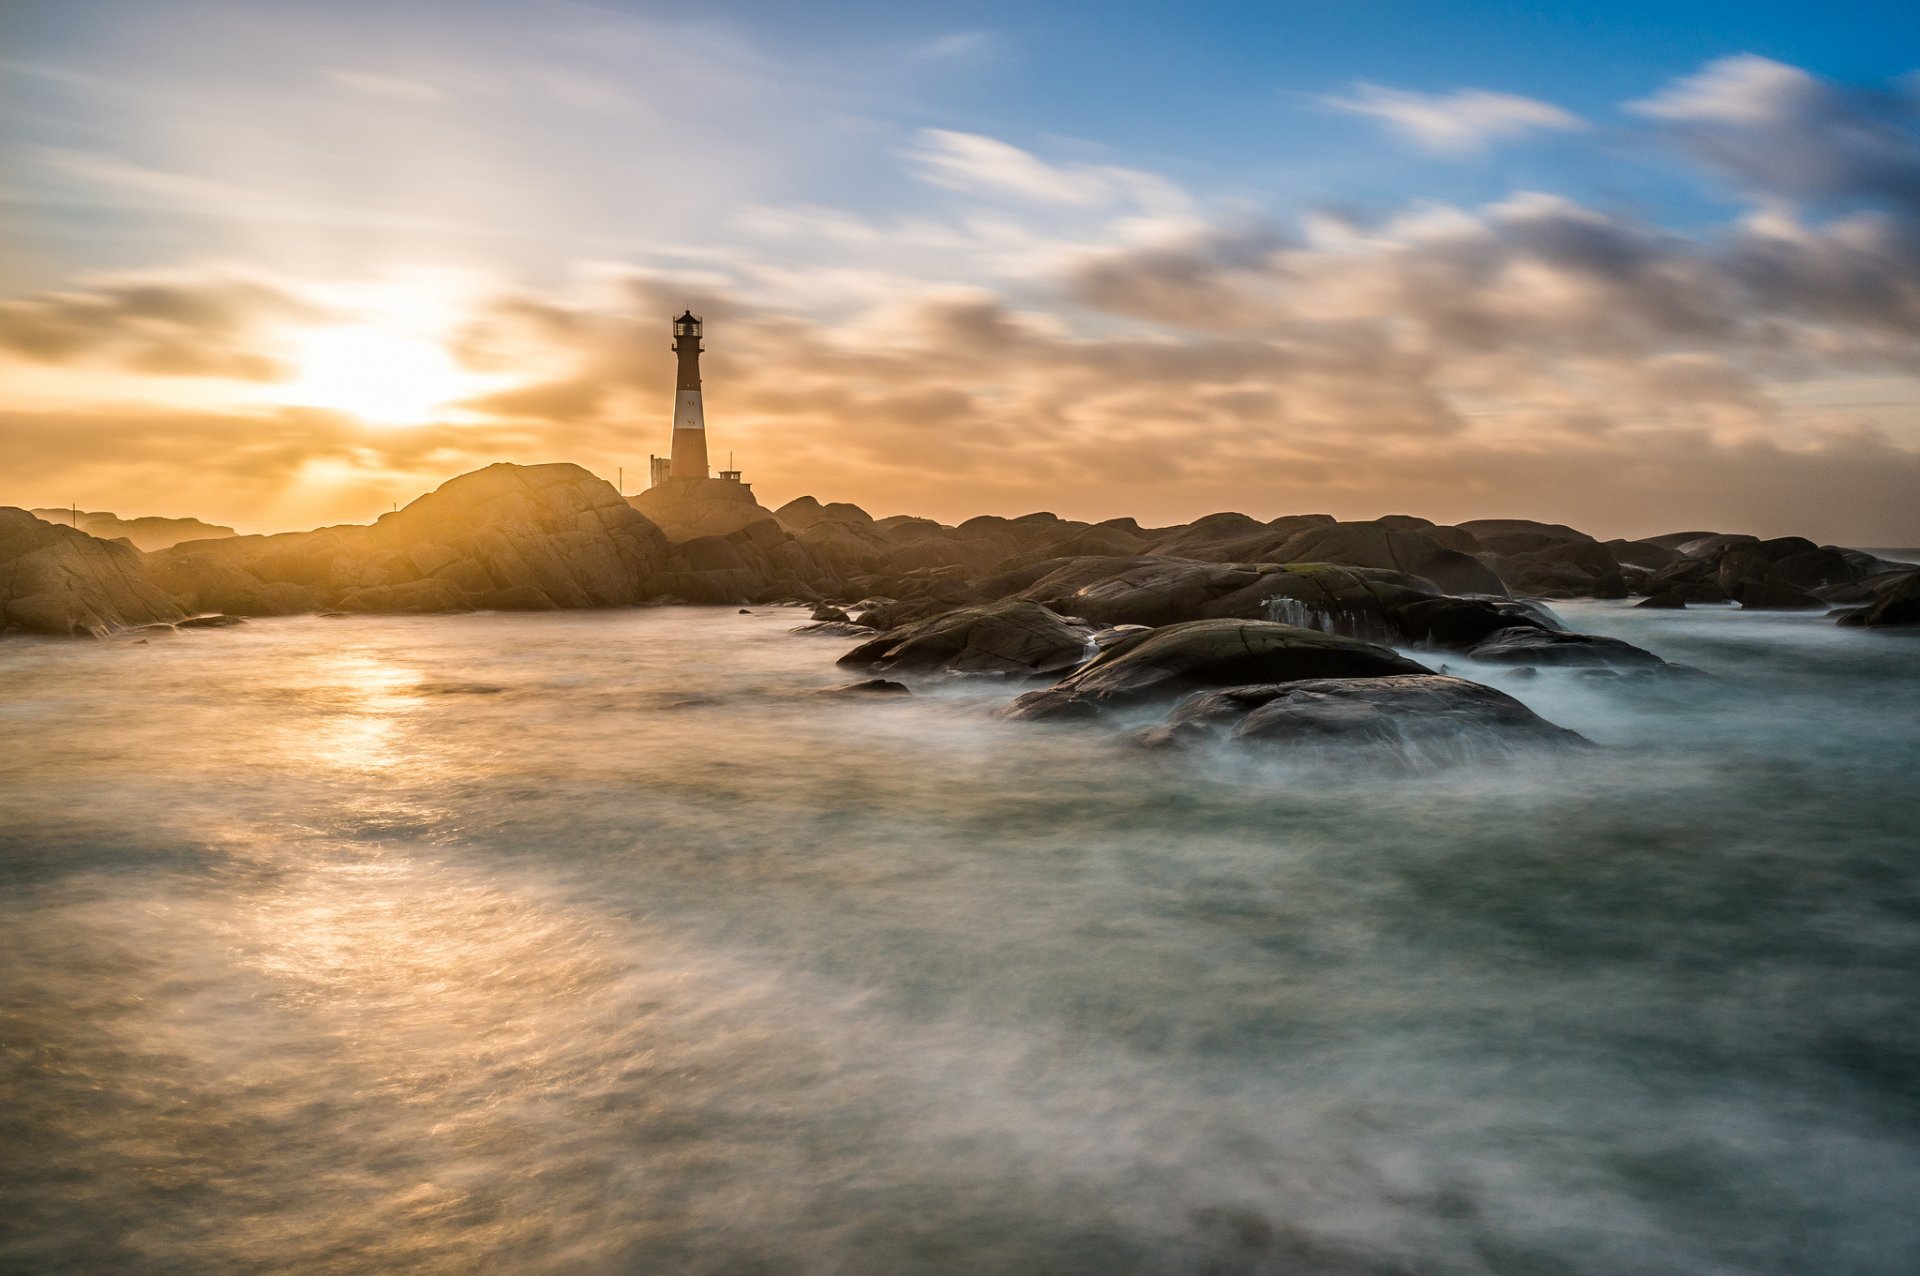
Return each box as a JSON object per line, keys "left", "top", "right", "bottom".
{"left": 283, "top": 324, "right": 479, "bottom": 426}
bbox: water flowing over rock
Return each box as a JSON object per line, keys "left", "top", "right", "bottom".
{"left": 997, "top": 619, "right": 1430, "bottom": 721}
{"left": 1, "top": 508, "right": 188, "bottom": 637}
{"left": 1141, "top": 674, "right": 1591, "bottom": 764}
{"left": 1466, "top": 625, "right": 1672, "bottom": 670}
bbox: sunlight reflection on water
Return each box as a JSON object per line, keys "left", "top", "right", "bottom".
{"left": 2, "top": 604, "right": 1917, "bottom": 1274}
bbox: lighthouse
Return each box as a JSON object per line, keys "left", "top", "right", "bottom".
{"left": 667, "top": 310, "right": 709, "bottom": 481}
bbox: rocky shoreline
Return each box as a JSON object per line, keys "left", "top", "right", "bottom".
{"left": 3, "top": 458, "right": 1916, "bottom": 763}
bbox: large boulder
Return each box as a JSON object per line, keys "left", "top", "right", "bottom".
{"left": 1834, "top": 568, "right": 1920, "bottom": 627}
{"left": 630, "top": 476, "right": 776, "bottom": 541}
{"left": 150, "top": 462, "right": 674, "bottom": 616}
{"left": 837, "top": 599, "right": 1093, "bottom": 676}
{"left": 772, "top": 495, "right": 874, "bottom": 534}
{"left": 1146, "top": 675, "right": 1590, "bottom": 764}
{"left": 1018, "top": 556, "right": 1268, "bottom": 627}
{"left": 1718, "top": 537, "right": 1864, "bottom": 608}
{"left": 1, "top": 508, "right": 188, "bottom": 637}
{"left": 997, "top": 619, "right": 1430, "bottom": 721}
{"left": 1466, "top": 625, "right": 1671, "bottom": 670}
{"left": 1265, "top": 522, "right": 1508, "bottom": 596}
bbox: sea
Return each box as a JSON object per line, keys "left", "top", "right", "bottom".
{"left": 3, "top": 601, "right": 1917, "bottom": 1274}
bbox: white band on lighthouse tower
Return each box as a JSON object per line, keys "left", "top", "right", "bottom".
{"left": 673, "top": 390, "right": 705, "bottom": 433}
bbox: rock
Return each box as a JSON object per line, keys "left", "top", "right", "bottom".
{"left": 1148, "top": 674, "right": 1589, "bottom": 763}
{"left": 772, "top": 496, "right": 874, "bottom": 534}
{"left": 1834, "top": 568, "right": 1920, "bottom": 627}
{"left": 1730, "top": 580, "right": 1824, "bottom": 610}
{"left": 1466, "top": 625, "right": 1670, "bottom": 670}
{"left": 27, "top": 508, "right": 237, "bottom": 552}
{"left": 811, "top": 604, "right": 850, "bottom": 623}
{"left": 1270, "top": 522, "right": 1506, "bottom": 595}
{"left": 176, "top": 613, "right": 245, "bottom": 628}
{"left": 1635, "top": 590, "right": 1687, "bottom": 609}
{"left": 791, "top": 619, "right": 874, "bottom": 638}
{"left": 820, "top": 678, "right": 911, "bottom": 696}
{"left": 630, "top": 476, "right": 775, "bottom": 541}
{"left": 838, "top": 599, "right": 1094, "bottom": 676}
{"left": 1019, "top": 556, "right": 1268, "bottom": 627}
{"left": 738, "top": 608, "right": 753, "bottom": 614}
{"left": 996, "top": 619, "right": 1430, "bottom": 721}
{"left": 1, "top": 508, "right": 187, "bottom": 637}
{"left": 149, "top": 463, "right": 674, "bottom": 617}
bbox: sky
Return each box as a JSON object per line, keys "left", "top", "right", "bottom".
{"left": 2, "top": 0, "right": 1918, "bottom": 542}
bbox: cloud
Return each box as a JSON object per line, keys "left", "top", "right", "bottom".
{"left": 1321, "top": 84, "right": 1585, "bottom": 153}
{"left": 323, "top": 68, "right": 445, "bottom": 101}
{"left": 1629, "top": 54, "right": 1920, "bottom": 209}
{"left": 904, "top": 129, "right": 1127, "bottom": 206}
{"left": 0, "top": 270, "right": 325, "bottom": 379}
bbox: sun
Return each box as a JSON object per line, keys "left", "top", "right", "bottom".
{"left": 283, "top": 324, "right": 477, "bottom": 426}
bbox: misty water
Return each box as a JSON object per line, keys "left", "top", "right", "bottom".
{"left": 3, "top": 603, "right": 1917, "bottom": 1275}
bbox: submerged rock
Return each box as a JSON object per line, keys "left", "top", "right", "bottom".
{"left": 838, "top": 599, "right": 1092, "bottom": 676}
{"left": 997, "top": 619, "right": 1430, "bottom": 721}
{"left": 1141, "top": 674, "right": 1589, "bottom": 763}
{"left": 1466, "top": 625, "right": 1670, "bottom": 670}
{"left": 821, "top": 678, "right": 911, "bottom": 696}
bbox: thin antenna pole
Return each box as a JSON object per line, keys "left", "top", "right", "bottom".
{"left": 618, "top": 466, "right": 624, "bottom": 492}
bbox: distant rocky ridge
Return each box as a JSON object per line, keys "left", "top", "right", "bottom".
{"left": 27, "top": 508, "right": 235, "bottom": 552}
{"left": 3, "top": 460, "right": 1918, "bottom": 637}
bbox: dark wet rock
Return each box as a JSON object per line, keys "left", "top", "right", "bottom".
{"left": 791, "top": 619, "right": 874, "bottom": 638}
{"left": 996, "top": 619, "right": 1430, "bottom": 721}
{"left": 1264, "top": 522, "right": 1507, "bottom": 595}
{"left": 1467, "top": 625, "right": 1670, "bottom": 670}
{"left": 1646, "top": 531, "right": 1761, "bottom": 559}
{"left": 1635, "top": 590, "right": 1688, "bottom": 609}
{"left": 1716, "top": 536, "right": 1863, "bottom": 607}
{"left": 821, "top": 678, "right": 911, "bottom": 696}
{"left": 1608, "top": 539, "right": 1687, "bottom": 571}
{"left": 838, "top": 599, "right": 1093, "bottom": 676}
{"left": 1145, "top": 674, "right": 1590, "bottom": 762}
{"left": 1730, "top": 579, "right": 1825, "bottom": 610}
{"left": 810, "top": 604, "right": 850, "bottom": 623}
{"left": 176, "top": 613, "right": 245, "bottom": 628}
{"left": 1019, "top": 556, "right": 1267, "bottom": 627}
{"left": 1, "top": 507, "right": 187, "bottom": 637}
{"left": 1834, "top": 568, "right": 1920, "bottom": 628}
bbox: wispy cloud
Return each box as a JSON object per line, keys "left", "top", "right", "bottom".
{"left": 1322, "top": 84, "right": 1585, "bottom": 154}
{"left": 904, "top": 129, "right": 1118, "bottom": 205}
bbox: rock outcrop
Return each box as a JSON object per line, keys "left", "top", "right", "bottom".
{"left": 1834, "top": 568, "right": 1920, "bottom": 627}
{"left": 151, "top": 463, "right": 673, "bottom": 616}
{"left": 837, "top": 599, "right": 1093, "bottom": 676}
{"left": 27, "top": 508, "right": 236, "bottom": 553}
{"left": 1466, "top": 625, "right": 1671, "bottom": 670}
{"left": 997, "top": 619, "right": 1430, "bottom": 721}
{"left": 1, "top": 508, "right": 188, "bottom": 636}
{"left": 630, "top": 476, "right": 776, "bottom": 541}
{"left": 1143, "top": 674, "right": 1590, "bottom": 763}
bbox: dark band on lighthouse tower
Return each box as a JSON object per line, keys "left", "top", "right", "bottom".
{"left": 669, "top": 310, "right": 709, "bottom": 480}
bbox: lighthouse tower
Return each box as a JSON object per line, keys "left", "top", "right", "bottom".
{"left": 668, "top": 310, "right": 709, "bottom": 480}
